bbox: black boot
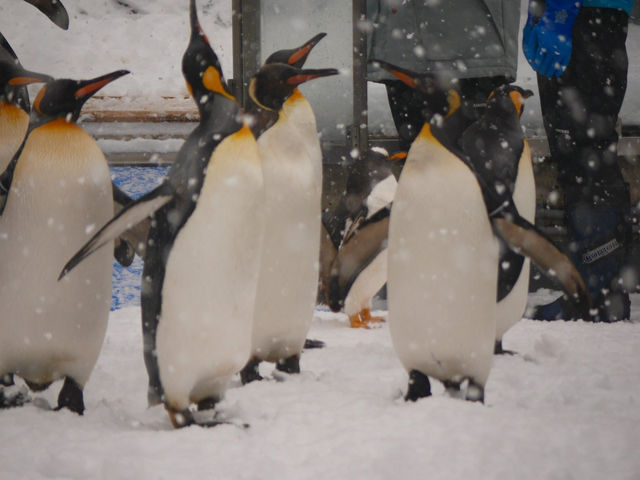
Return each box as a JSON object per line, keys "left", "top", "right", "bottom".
{"left": 533, "top": 183, "right": 633, "bottom": 322}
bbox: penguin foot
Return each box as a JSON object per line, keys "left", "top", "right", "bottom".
{"left": 55, "top": 377, "right": 85, "bottom": 415}
{"left": 494, "top": 340, "right": 516, "bottom": 356}
{"left": 168, "top": 408, "right": 195, "bottom": 429}
{"left": 167, "top": 408, "right": 249, "bottom": 430}
{"left": 465, "top": 379, "right": 484, "bottom": 403}
{"left": 443, "top": 380, "right": 465, "bottom": 399}
{"left": 350, "top": 309, "right": 385, "bottom": 329}
{"left": 276, "top": 355, "right": 300, "bottom": 375}
{"left": 304, "top": 338, "right": 326, "bottom": 349}
{"left": 0, "top": 384, "right": 31, "bottom": 409}
{"left": 197, "top": 396, "right": 219, "bottom": 412}
{"left": 405, "top": 370, "right": 431, "bottom": 402}
{"left": 114, "top": 238, "right": 136, "bottom": 267}
{"left": 240, "top": 358, "right": 263, "bottom": 385}
{"left": 25, "top": 379, "right": 52, "bottom": 392}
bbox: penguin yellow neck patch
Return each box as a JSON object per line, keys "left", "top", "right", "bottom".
{"left": 202, "top": 66, "right": 235, "bottom": 102}
{"left": 287, "top": 88, "right": 305, "bottom": 104}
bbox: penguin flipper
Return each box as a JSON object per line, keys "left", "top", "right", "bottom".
{"left": 319, "top": 220, "right": 338, "bottom": 306}
{"left": 22, "top": 0, "right": 69, "bottom": 30}
{"left": 496, "top": 241, "right": 526, "bottom": 303}
{"left": 328, "top": 212, "right": 389, "bottom": 312}
{"left": 491, "top": 216, "right": 591, "bottom": 318}
{"left": 112, "top": 182, "right": 151, "bottom": 259}
{"left": 59, "top": 189, "right": 173, "bottom": 280}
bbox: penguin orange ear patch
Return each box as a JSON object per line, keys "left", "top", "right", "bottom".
{"left": 202, "top": 66, "right": 236, "bottom": 101}
{"left": 446, "top": 90, "right": 462, "bottom": 117}
{"left": 8, "top": 77, "right": 48, "bottom": 86}
{"left": 508, "top": 91, "right": 525, "bottom": 116}
{"left": 33, "top": 86, "right": 47, "bottom": 114}
{"left": 390, "top": 70, "right": 417, "bottom": 89}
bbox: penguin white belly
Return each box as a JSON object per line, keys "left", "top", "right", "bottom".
{"left": 344, "top": 248, "right": 387, "bottom": 317}
{"left": 495, "top": 140, "right": 536, "bottom": 340}
{"left": 252, "top": 111, "right": 321, "bottom": 363}
{"left": 0, "top": 121, "right": 113, "bottom": 387}
{"left": 158, "top": 128, "right": 263, "bottom": 411}
{"left": 0, "top": 103, "right": 29, "bottom": 172}
{"left": 388, "top": 137, "right": 498, "bottom": 387}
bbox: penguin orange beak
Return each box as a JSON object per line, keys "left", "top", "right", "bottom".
{"left": 287, "top": 33, "right": 327, "bottom": 66}
{"left": 369, "top": 59, "right": 418, "bottom": 89}
{"left": 286, "top": 68, "right": 339, "bottom": 86}
{"left": 74, "top": 70, "right": 130, "bottom": 100}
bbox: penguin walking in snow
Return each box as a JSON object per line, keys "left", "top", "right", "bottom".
{"left": 372, "top": 60, "right": 590, "bottom": 403}
{"left": 61, "top": 0, "right": 265, "bottom": 428}
{"left": 0, "top": 68, "right": 129, "bottom": 414}
{"left": 239, "top": 62, "right": 338, "bottom": 384}
{"left": 324, "top": 147, "right": 402, "bottom": 328}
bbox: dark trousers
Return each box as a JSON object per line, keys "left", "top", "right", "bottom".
{"left": 537, "top": 8, "right": 633, "bottom": 312}
{"left": 538, "top": 8, "right": 629, "bottom": 202}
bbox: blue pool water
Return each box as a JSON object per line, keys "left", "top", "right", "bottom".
{"left": 110, "top": 166, "right": 168, "bottom": 310}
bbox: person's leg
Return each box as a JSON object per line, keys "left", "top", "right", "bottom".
{"left": 533, "top": 8, "right": 632, "bottom": 322}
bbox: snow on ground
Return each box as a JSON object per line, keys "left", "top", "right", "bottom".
{"left": 2, "top": 292, "right": 640, "bottom": 479}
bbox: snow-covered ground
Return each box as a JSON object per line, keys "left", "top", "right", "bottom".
{"left": 2, "top": 292, "right": 640, "bottom": 479}
{"left": 2, "top": 1, "right": 640, "bottom": 479}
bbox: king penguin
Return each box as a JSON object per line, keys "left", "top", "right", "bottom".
{"left": 0, "top": 68, "right": 129, "bottom": 414}
{"left": 60, "top": 0, "right": 265, "bottom": 428}
{"left": 248, "top": 32, "right": 327, "bottom": 139}
{"left": 239, "top": 62, "right": 338, "bottom": 384}
{"left": 0, "top": 0, "right": 68, "bottom": 168}
{"left": 372, "top": 60, "right": 590, "bottom": 403}
{"left": 0, "top": 58, "right": 51, "bottom": 183}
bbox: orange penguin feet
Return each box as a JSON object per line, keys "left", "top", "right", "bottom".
{"left": 349, "top": 308, "right": 385, "bottom": 329}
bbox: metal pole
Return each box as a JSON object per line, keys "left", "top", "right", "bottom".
{"left": 231, "top": 0, "right": 261, "bottom": 109}
{"left": 352, "top": 0, "right": 368, "bottom": 156}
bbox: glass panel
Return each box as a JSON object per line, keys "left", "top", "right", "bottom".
{"left": 260, "top": 1, "right": 353, "bottom": 143}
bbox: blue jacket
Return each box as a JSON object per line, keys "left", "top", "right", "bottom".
{"left": 583, "top": 0, "right": 635, "bottom": 14}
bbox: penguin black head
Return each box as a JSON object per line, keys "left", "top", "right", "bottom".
{"left": 0, "top": 58, "right": 52, "bottom": 110}
{"left": 369, "top": 59, "right": 454, "bottom": 119}
{"left": 249, "top": 63, "right": 339, "bottom": 112}
{"left": 32, "top": 70, "right": 129, "bottom": 123}
{"left": 265, "top": 32, "right": 327, "bottom": 68}
{"left": 22, "top": 0, "right": 69, "bottom": 30}
{"left": 487, "top": 84, "right": 534, "bottom": 118}
{"left": 182, "top": 0, "right": 235, "bottom": 112}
